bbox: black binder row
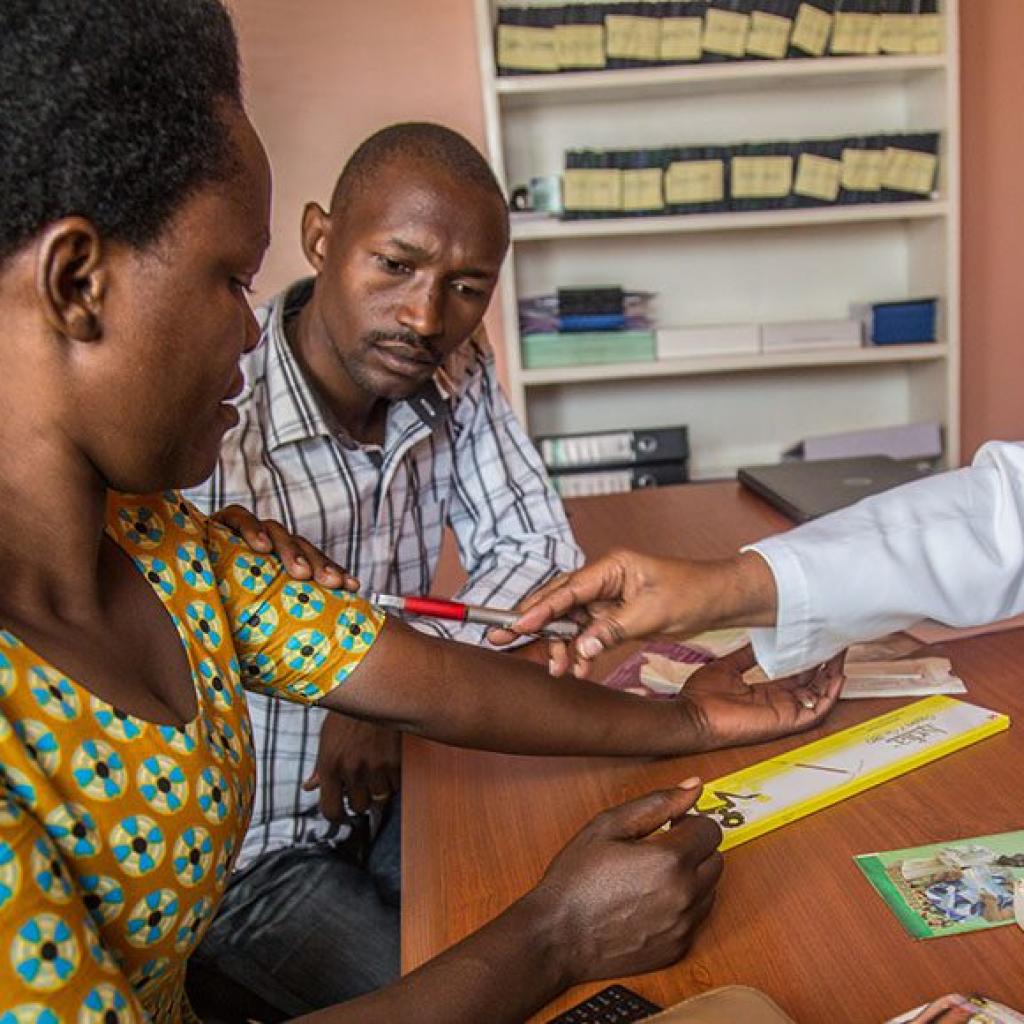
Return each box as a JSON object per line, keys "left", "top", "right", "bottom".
{"left": 561, "top": 130, "right": 939, "bottom": 219}
{"left": 537, "top": 426, "right": 690, "bottom": 496}
{"left": 496, "top": 0, "right": 941, "bottom": 76}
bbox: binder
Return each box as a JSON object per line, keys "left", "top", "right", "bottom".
{"left": 604, "top": 1, "right": 663, "bottom": 69}
{"left": 495, "top": 5, "right": 560, "bottom": 75}
{"left": 838, "top": 133, "right": 888, "bottom": 205}
{"left": 538, "top": 425, "right": 690, "bottom": 470}
{"left": 788, "top": 0, "right": 835, "bottom": 57}
{"left": 879, "top": 131, "right": 940, "bottom": 202}
{"left": 658, "top": 0, "right": 707, "bottom": 65}
{"left": 556, "top": 2, "right": 607, "bottom": 71}
{"left": 551, "top": 460, "right": 689, "bottom": 497}
{"left": 702, "top": 0, "right": 753, "bottom": 62}
{"left": 747, "top": 0, "right": 799, "bottom": 60}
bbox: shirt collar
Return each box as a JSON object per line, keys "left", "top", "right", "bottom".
{"left": 259, "top": 278, "right": 476, "bottom": 453}
{"left": 261, "top": 279, "right": 334, "bottom": 451}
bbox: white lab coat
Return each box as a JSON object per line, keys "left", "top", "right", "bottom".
{"left": 746, "top": 441, "right": 1024, "bottom": 677}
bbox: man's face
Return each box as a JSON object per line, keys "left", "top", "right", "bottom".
{"left": 73, "top": 105, "right": 272, "bottom": 492}
{"left": 313, "top": 159, "right": 508, "bottom": 401}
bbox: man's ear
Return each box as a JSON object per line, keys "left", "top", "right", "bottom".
{"left": 300, "top": 202, "right": 331, "bottom": 273}
{"left": 34, "top": 217, "right": 106, "bottom": 342}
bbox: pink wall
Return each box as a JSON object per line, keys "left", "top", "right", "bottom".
{"left": 230, "top": 0, "right": 508, "bottom": 378}
{"left": 959, "top": 2, "right": 1024, "bottom": 461}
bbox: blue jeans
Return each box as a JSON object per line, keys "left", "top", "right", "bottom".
{"left": 187, "top": 801, "right": 401, "bottom": 1021}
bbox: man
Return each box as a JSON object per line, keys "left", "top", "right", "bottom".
{"left": 187, "top": 123, "right": 582, "bottom": 1013}
{"left": 510, "top": 440, "right": 1024, "bottom": 679}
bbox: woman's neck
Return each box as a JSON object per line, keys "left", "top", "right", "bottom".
{"left": 0, "top": 429, "right": 110, "bottom": 628}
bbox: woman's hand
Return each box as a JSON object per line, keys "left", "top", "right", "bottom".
{"left": 680, "top": 646, "right": 845, "bottom": 751}
{"left": 533, "top": 778, "right": 722, "bottom": 986}
{"left": 213, "top": 504, "right": 359, "bottom": 590}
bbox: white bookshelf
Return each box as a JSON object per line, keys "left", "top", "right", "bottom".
{"left": 475, "top": 2, "right": 961, "bottom": 479}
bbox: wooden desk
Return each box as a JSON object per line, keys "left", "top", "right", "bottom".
{"left": 402, "top": 482, "right": 1024, "bottom": 1022}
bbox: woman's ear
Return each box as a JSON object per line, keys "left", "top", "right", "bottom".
{"left": 34, "top": 216, "right": 107, "bottom": 342}
{"left": 300, "top": 202, "right": 330, "bottom": 273}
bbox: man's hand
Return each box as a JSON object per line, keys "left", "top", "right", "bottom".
{"left": 492, "top": 548, "right": 777, "bottom": 678}
{"left": 532, "top": 779, "right": 722, "bottom": 986}
{"left": 304, "top": 710, "right": 402, "bottom": 817}
{"left": 681, "top": 646, "right": 844, "bottom": 751}
{"left": 213, "top": 504, "right": 359, "bottom": 590}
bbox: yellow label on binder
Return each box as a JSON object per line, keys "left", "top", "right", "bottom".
{"left": 555, "top": 24, "right": 606, "bottom": 69}
{"left": 695, "top": 697, "right": 1010, "bottom": 851}
{"left": 841, "top": 148, "right": 885, "bottom": 191}
{"left": 702, "top": 9, "right": 750, "bottom": 58}
{"left": 665, "top": 160, "right": 725, "bottom": 205}
{"left": 914, "top": 14, "right": 944, "bottom": 55}
{"left": 731, "top": 155, "right": 793, "bottom": 199}
{"left": 659, "top": 16, "right": 703, "bottom": 61}
{"left": 622, "top": 168, "right": 664, "bottom": 211}
{"left": 831, "top": 13, "right": 880, "bottom": 55}
{"left": 747, "top": 12, "right": 792, "bottom": 59}
{"left": 562, "top": 168, "right": 623, "bottom": 212}
{"left": 496, "top": 25, "right": 558, "bottom": 72}
{"left": 794, "top": 153, "right": 842, "bottom": 202}
{"left": 605, "top": 14, "right": 661, "bottom": 61}
{"left": 879, "top": 13, "right": 916, "bottom": 54}
{"left": 790, "top": 3, "right": 832, "bottom": 57}
{"left": 882, "top": 148, "right": 938, "bottom": 195}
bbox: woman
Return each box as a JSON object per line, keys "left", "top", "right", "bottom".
{"left": 0, "top": 3, "right": 842, "bottom": 1021}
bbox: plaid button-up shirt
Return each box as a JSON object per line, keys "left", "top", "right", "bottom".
{"left": 186, "top": 279, "right": 582, "bottom": 868}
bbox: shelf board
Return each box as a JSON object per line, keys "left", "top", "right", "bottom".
{"left": 510, "top": 200, "right": 947, "bottom": 242}
{"left": 520, "top": 343, "right": 948, "bottom": 386}
{"left": 496, "top": 54, "right": 947, "bottom": 107}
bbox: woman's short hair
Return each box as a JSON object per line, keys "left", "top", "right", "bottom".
{"left": 0, "top": 0, "right": 242, "bottom": 266}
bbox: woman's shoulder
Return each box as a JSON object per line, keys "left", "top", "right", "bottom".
{"left": 105, "top": 490, "right": 210, "bottom": 549}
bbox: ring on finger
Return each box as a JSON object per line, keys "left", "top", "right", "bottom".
{"left": 799, "top": 694, "right": 817, "bottom": 710}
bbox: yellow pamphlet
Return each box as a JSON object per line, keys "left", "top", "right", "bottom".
{"left": 695, "top": 697, "right": 1009, "bottom": 851}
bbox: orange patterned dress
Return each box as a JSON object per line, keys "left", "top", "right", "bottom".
{"left": 0, "top": 491, "right": 383, "bottom": 1022}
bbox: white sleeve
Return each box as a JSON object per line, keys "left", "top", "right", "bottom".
{"left": 744, "top": 441, "right": 1024, "bottom": 676}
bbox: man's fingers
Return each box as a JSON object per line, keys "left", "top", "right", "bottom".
{"left": 346, "top": 782, "right": 371, "bottom": 815}
{"left": 367, "top": 767, "right": 393, "bottom": 804}
{"left": 214, "top": 504, "right": 274, "bottom": 552}
{"left": 318, "top": 776, "right": 348, "bottom": 823}
{"left": 213, "top": 508, "right": 357, "bottom": 588}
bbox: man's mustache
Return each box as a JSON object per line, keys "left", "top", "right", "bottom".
{"left": 364, "top": 330, "right": 441, "bottom": 363}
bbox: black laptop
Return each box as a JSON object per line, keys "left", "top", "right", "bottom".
{"left": 738, "top": 455, "right": 933, "bottom": 523}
